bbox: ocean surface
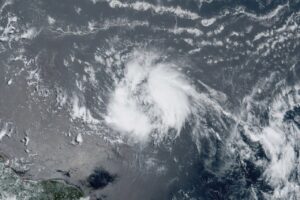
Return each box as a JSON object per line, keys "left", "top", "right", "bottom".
{"left": 0, "top": 0, "right": 300, "bottom": 199}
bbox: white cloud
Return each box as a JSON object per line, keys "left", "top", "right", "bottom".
{"left": 105, "top": 51, "right": 199, "bottom": 141}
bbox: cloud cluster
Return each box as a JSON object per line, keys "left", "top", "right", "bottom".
{"left": 105, "top": 51, "right": 199, "bottom": 142}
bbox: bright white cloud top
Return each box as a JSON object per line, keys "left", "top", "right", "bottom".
{"left": 105, "top": 51, "right": 200, "bottom": 141}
